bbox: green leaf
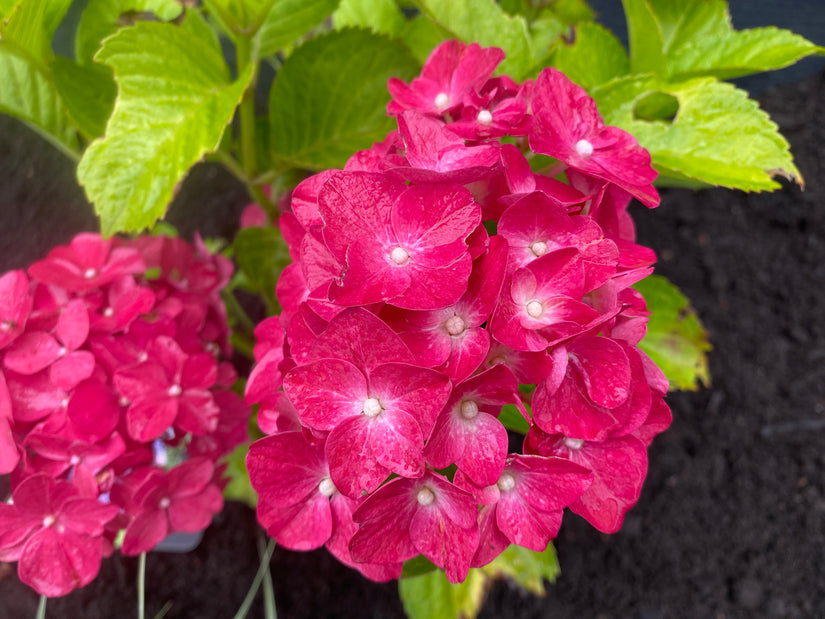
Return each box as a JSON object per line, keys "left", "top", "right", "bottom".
{"left": 415, "top": 0, "right": 536, "bottom": 80}
{"left": 622, "top": 0, "right": 823, "bottom": 80}
{"left": 401, "top": 555, "right": 438, "bottom": 578}
{"left": 500, "top": 0, "right": 593, "bottom": 26}
{"left": 399, "top": 568, "right": 487, "bottom": 619}
{"left": 398, "top": 14, "right": 449, "bottom": 66}
{"left": 74, "top": 0, "right": 183, "bottom": 65}
{"left": 0, "top": 46, "right": 78, "bottom": 158}
{"left": 254, "top": 0, "right": 340, "bottom": 59}
{"left": 53, "top": 55, "right": 116, "bottom": 139}
{"left": 77, "top": 19, "right": 252, "bottom": 236}
{"left": 621, "top": 0, "right": 665, "bottom": 75}
{"left": 268, "top": 28, "right": 418, "bottom": 170}
{"left": 221, "top": 440, "right": 259, "bottom": 507}
{"left": 593, "top": 76, "right": 802, "bottom": 191}
{"left": 633, "top": 274, "right": 711, "bottom": 391}
{"left": 233, "top": 226, "right": 292, "bottom": 311}
{"left": 333, "top": 0, "right": 406, "bottom": 37}
{"left": 550, "top": 22, "right": 629, "bottom": 90}
{"left": 482, "top": 543, "right": 560, "bottom": 596}
{"left": 499, "top": 403, "right": 530, "bottom": 435}
{"left": 201, "top": 0, "right": 276, "bottom": 37}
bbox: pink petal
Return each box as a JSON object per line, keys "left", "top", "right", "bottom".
{"left": 3, "top": 331, "right": 62, "bottom": 375}
{"left": 19, "top": 528, "right": 104, "bottom": 597}
{"left": 283, "top": 359, "right": 367, "bottom": 431}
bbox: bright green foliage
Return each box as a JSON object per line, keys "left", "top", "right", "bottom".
{"left": 0, "top": 0, "right": 78, "bottom": 158}
{"left": 622, "top": 0, "right": 824, "bottom": 80}
{"left": 399, "top": 544, "right": 560, "bottom": 619}
{"left": 413, "top": 0, "right": 536, "bottom": 80}
{"left": 254, "top": 0, "right": 341, "bottom": 59}
{"left": 399, "top": 567, "right": 487, "bottom": 619}
{"left": 233, "top": 227, "right": 292, "bottom": 312}
{"left": 222, "top": 440, "right": 259, "bottom": 508}
{"left": 268, "top": 28, "right": 418, "bottom": 170}
{"left": 634, "top": 274, "right": 711, "bottom": 391}
{"left": 74, "top": 0, "right": 183, "bottom": 65}
{"left": 499, "top": 403, "right": 531, "bottom": 434}
{"left": 484, "top": 543, "right": 560, "bottom": 596}
{"left": 77, "top": 18, "right": 253, "bottom": 236}
{"left": 333, "top": 0, "right": 406, "bottom": 37}
{"left": 593, "top": 76, "right": 801, "bottom": 190}
{"left": 550, "top": 22, "right": 629, "bottom": 89}
{"left": 53, "top": 56, "right": 115, "bottom": 139}
{"left": 201, "top": 0, "right": 276, "bottom": 38}
{"left": 401, "top": 554, "right": 439, "bottom": 578}
{"left": 398, "top": 14, "right": 450, "bottom": 66}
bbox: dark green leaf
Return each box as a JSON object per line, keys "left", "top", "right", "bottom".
{"left": 550, "top": 22, "right": 628, "bottom": 89}
{"left": 254, "top": 0, "right": 340, "bottom": 59}
{"left": 53, "top": 55, "right": 116, "bottom": 139}
{"left": 233, "top": 226, "right": 292, "bottom": 310}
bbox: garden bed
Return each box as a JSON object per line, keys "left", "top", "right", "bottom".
{"left": 1, "top": 69, "right": 823, "bottom": 618}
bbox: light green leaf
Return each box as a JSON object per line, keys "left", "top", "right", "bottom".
{"left": 201, "top": 0, "right": 276, "bottom": 37}
{"left": 0, "top": 0, "right": 16, "bottom": 19}
{"left": 415, "top": 0, "right": 536, "bottom": 80}
{"left": 499, "top": 403, "right": 530, "bottom": 435}
{"left": 221, "top": 440, "right": 259, "bottom": 507}
{"left": 254, "top": 0, "right": 340, "bottom": 59}
{"left": 233, "top": 226, "right": 291, "bottom": 311}
{"left": 399, "top": 567, "right": 487, "bottom": 619}
{"left": 0, "top": 45, "right": 78, "bottom": 158}
{"left": 482, "top": 543, "right": 560, "bottom": 596}
{"left": 593, "top": 76, "right": 802, "bottom": 191}
{"left": 399, "top": 14, "right": 449, "bottom": 66}
{"left": 269, "top": 28, "right": 418, "bottom": 170}
{"left": 550, "top": 22, "right": 629, "bottom": 90}
{"left": 53, "top": 55, "right": 116, "bottom": 139}
{"left": 624, "top": 0, "right": 823, "bottom": 80}
{"left": 2, "top": 0, "right": 71, "bottom": 62}
{"left": 401, "top": 554, "right": 438, "bottom": 578}
{"left": 500, "top": 0, "right": 593, "bottom": 25}
{"left": 333, "top": 0, "right": 405, "bottom": 37}
{"left": 634, "top": 274, "right": 711, "bottom": 391}
{"left": 74, "top": 0, "right": 183, "bottom": 65}
{"left": 77, "top": 20, "right": 252, "bottom": 236}
{"left": 621, "top": 0, "right": 665, "bottom": 75}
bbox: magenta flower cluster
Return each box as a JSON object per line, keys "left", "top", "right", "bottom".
{"left": 0, "top": 233, "right": 249, "bottom": 596}
{"left": 246, "top": 41, "right": 673, "bottom": 584}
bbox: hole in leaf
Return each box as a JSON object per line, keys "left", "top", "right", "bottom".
{"left": 633, "top": 92, "right": 679, "bottom": 123}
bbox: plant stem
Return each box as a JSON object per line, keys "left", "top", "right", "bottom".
{"left": 138, "top": 552, "right": 146, "bottom": 619}
{"left": 232, "top": 536, "right": 276, "bottom": 619}
{"left": 258, "top": 531, "right": 277, "bottom": 619}
{"left": 36, "top": 595, "right": 47, "bottom": 619}
{"left": 235, "top": 35, "right": 277, "bottom": 218}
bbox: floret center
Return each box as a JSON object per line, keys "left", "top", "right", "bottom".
{"left": 416, "top": 487, "right": 435, "bottom": 506}
{"left": 575, "top": 139, "right": 594, "bottom": 158}
{"left": 460, "top": 400, "right": 479, "bottom": 420}
{"left": 318, "top": 477, "right": 336, "bottom": 497}
{"left": 477, "top": 109, "right": 493, "bottom": 125}
{"left": 434, "top": 93, "right": 450, "bottom": 110}
{"left": 445, "top": 314, "right": 467, "bottom": 336}
{"left": 530, "top": 241, "right": 548, "bottom": 257}
{"left": 526, "top": 300, "right": 544, "bottom": 318}
{"left": 497, "top": 473, "right": 516, "bottom": 492}
{"left": 390, "top": 246, "right": 411, "bottom": 266}
{"left": 363, "top": 397, "right": 383, "bottom": 418}
{"left": 564, "top": 437, "right": 585, "bottom": 450}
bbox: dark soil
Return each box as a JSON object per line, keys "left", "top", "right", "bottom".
{"left": 2, "top": 71, "right": 824, "bottom": 618}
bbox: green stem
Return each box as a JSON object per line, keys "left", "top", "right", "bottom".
{"left": 258, "top": 531, "right": 277, "bottom": 619}
{"left": 222, "top": 289, "right": 257, "bottom": 336}
{"left": 235, "top": 35, "right": 277, "bottom": 219}
{"left": 36, "top": 595, "right": 47, "bottom": 619}
{"left": 232, "top": 537, "right": 276, "bottom": 619}
{"left": 138, "top": 552, "right": 146, "bottom": 619}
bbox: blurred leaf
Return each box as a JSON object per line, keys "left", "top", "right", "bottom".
{"left": 0, "top": 0, "right": 78, "bottom": 157}
{"left": 77, "top": 18, "right": 251, "bottom": 235}
{"left": 550, "top": 22, "right": 628, "bottom": 89}
{"left": 269, "top": 28, "right": 418, "bottom": 170}
{"left": 399, "top": 14, "right": 448, "bottom": 65}
{"left": 75, "top": 0, "right": 183, "bottom": 65}
{"left": 593, "top": 76, "right": 802, "bottom": 190}
{"left": 53, "top": 55, "right": 116, "bottom": 139}
{"left": 634, "top": 274, "right": 711, "bottom": 391}
{"left": 401, "top": 554, "right": 438, "bottom": 578}
{"left": 622, "top": 0, "right": 665, "bottom": 75}
{"left": 414, "top": 0, "right": 536, "bottom": 80}
{"left": 254, "top": 0, "right": 340, "bottom": 59}
{"left": 399, "top": 567, "right": 487, "bottom": 619}
{"left": 482, "top": 543, "right": 560, "bottom": 596}
{"left": 200, "top": 0, "right": 275, "bottom": 37}
{"left": 222, "top": 440, "right": 258, "bottom": 507}
{"left": 233, "top": 226, "right": 291, "bottom": 310}
{"left": 333, "top": 0, "right": 406, "bottom": 37}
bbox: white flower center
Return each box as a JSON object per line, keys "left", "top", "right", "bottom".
{"left": 57, "top": 347, "right": 67, "bottom": 357}
{"left": 526, "top": 300, "right": 544, "bottom": 318}
{"left": 477, "top": 109, "right": 493, "bottom": 125}
{"left": 0, "top": 321, "right": 12, "bottom": 332}
{"left": 137, "top": 352, "right": 148, "bottom": 363}
{"left": 416, "top": 487, "right": 435, "bottom": 506}
{"left": 69, "top": 455, "right": 80, "bottom": 466}
{"left": 363, "top": 397, "right": 383, "bottom": 418}
{"left": 530, "top": 241, "right": 548, "bottom": 257}
{"left": 318, "top": 477, "right": 336, "bottom": 497}
{"left": 434, "top": 93, "right": 450, "bottom": 110}
{"left": 167, "top": 384, "right": 182, "bottom": 397}
{"left": 42, "top": 514, "right": 56, "bottom": 528}
{"left": 444, "top": 314, "right": 467, "bottom": 336}
{"left": 119, "top": 396, "right": 130, "bottom": 407}
{"left": 459, "top": 400, "right": 479, "bottom": 420}
{"left": 103, "top": 307, "right": 114, "bottom": 318}
{"left": 83, "top": 268, "right": 97, "bottom": 279}
{"left": 497, "top": 473, "right": 516, "bottom": 492}
{"left": 575, "top": 139, "right": 594, "bottom": 158}
{"left": 564, "top": 437, "right": 585, "bottom": 450}
{"left": 159, "top": 497, "right": 171, "bottom": 509}
{"left": 390, "top": 246, "right": 411, "bottom": 266}
{"left": 60, "top": 397, "right": 70, "bottom": 409}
